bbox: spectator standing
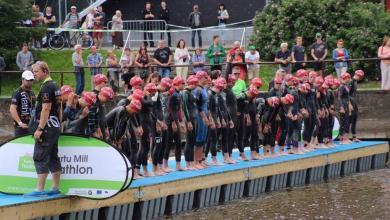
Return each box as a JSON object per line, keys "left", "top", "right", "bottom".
{"left": 192, "top": 48, "right": 206, "bottom": 73}
{"left": 311, "top": 33, "right": 328, "bottom": 76}
{"left": 332, "top": 39, "right": 350, "bottom": 78}
{"left": 153, "top": 40, "right": 172, "bottom": 77}
{"left": 16, "top": 43, "right": 34, "bottom": 71}
{"left": 26, "top": 61, "right": 62, "bottom": 197}
{"left": 93, "top": 7, "right": 105, "bottom": 48}
{"left": 135, "top": 46, "right": 150, "bottom": 80}
{"left": 0, "top": 55, "right": 6, "bottom": 71}
{"left": 120, "top": 48, "right": 135, "bottom": 95}
{"left": 43, "top": 6, "right": 56, "bottom": 44}
{"left": 142, "top": 2, "right": 155, "bottom": 47}
{"left": 217, "top": 4, "right": 229, "bottom": 44}
{"left": 378, "top": 36, "right": 390, "bottom": 90}
{"left": 275, "top": 42, "right": 292, "bottom": 74}
{"left": 174, "top": 39, "right": 191, "bottom": 79}
{"left": 230, "top": 47, "right": 246, "bottom": 80}
{"left": 10, "top": 71, "right": 36, "bottom": 136}
{"left": 87, "top": 46, "right": 103, "bottom": 89}
{"left": 72, "top": 45, "right": 85, "bottom": 95}
{"left": 111, "top": 10, "right": 124, "bottom": 49}
{"left": 159, "top": 1, "right": 171, "bottom": 47}
{"left": 85, "top": 8, "right": 95, "bottom": 36}
{"left": 62, "top": 6, "right": 80, "bottom": 45}
{"left": 106, "top": 50, "right": 120, "bottom": 92}
{"left": 291, "top": 36, "right": 307, "bottom": 71}
{"left": 189, "top": 5, "right": 203, "bottom": 48}
{"left": 227, "top": 41, "right": 241, "bottom": 61}
{"left": 207, "top": 35, "right": 226, "bottom": 71}
{"left": 245, "top": 46, "right": 260, "bottom": 81}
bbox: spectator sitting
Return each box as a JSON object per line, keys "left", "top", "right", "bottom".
{"left": 16, "top": 43, "right": 34, "bottom": 71}
{"left": 191, "top": 48, "right": 206, "bottom": 74}
{"left": 31, "top": 5, "right": 44, "bottom": 27}
{"left": 332, "top": 39, "right": 350, "bottom": 78}
{"left": 207, "top": 35, "right": 226, "bottom": 71}
{"left": 245, "top": 45, "right": 260, "bottom": 81}
{"left": 174, "top": 39, "right": 191, "bottom": 79}
{"left": 72, "top": 44, "right": 85, "bottom": 95}
{"left": 111, "top": 10, "right": 124, "bottom": 49}
{"left": 106, "top": 50, "right": 120, "bottom": 92}
{"left": 153, "top": 40, "right": 172, "bottom": 78}
{"left": 87, "top": 46, "right": 103, "bottom": 89}
{"left": 275, "top": 42, "right": 292, "bottom": 74}
{"left": 134, "top": 46, "right": 150, "bottom": 80}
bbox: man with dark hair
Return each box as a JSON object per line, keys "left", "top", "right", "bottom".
{"left": 159, "top": 1, "right": 171, "bottom": 47}
{"left": 142, "top": 2, "right": 155, "bottom": 47}
{"left": 311, "top": 33, "right": 328, "bottom": 76}
{"left": 10, "top": 71, "right": 36, "bottom": 136}
{"left": 207, "top": 35, "right": 226, "bottom": 71}
{"left": 189, "top": 5, "right": 203, "bottom": 48}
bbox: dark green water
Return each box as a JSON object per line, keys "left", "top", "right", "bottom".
{"left": 168, "top": 168, "right": 390, "bottom": 220}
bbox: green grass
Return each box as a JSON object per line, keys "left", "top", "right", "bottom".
{"left": 0, "top": 49, "right": 381, "bottom": 97}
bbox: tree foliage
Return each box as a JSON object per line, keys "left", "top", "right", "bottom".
{"left": 0, "top": 0, "right": 45, "bottom": 69}
{"left": 251, "top": 0, "right": 390, "bottom": 79}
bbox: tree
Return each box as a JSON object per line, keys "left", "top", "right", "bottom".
{"left": 251, "top": 0, "right": 390, "bottom": 79}
{"left": 0, "top": 0, "right": 45, "bottom": 69}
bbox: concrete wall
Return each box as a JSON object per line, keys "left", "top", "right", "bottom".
{"left": 1, "top": 90, "right": 389, "bottom": 141}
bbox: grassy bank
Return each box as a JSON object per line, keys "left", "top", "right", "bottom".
{"left": 0, "top": 49, "right": 380, "bottom": 97}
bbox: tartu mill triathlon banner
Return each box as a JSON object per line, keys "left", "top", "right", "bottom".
{"left": 0, "top": 134, "right": 133, "bottom": 199}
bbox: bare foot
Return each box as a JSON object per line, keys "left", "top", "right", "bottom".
{"left": 353, "top": 138, "right": 361, "bottom": 142}
{"left": 143, "top": 171, "right": 155, "bottom": 177}
{"left": 133, "top": 174, "right": 144, "bottom": 179}
{"left": 162, "top": 167, "right": 173, "bottom": 173}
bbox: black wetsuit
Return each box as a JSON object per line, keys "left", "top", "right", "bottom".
{"left": 167, "top": 89, "right": 183, "bottom": 162}
{"left": 182, "top": 88, "right": 197, "bottom": 162}
{"left": 286, "top": 86, "right": 300, "bottom": 148}
{"left": 235, "top": 91, "right": 249, "bottom": 153}
{"left": 63, "top": 104, "right": 88, "bottom": 135}
{"left": 137, "top": 96, "right": 156, "bottom": 167}
{"left": 151, "top": 91, "right": 167, "bottom": 166}
{"left": 205, "top": 89, "right": 220, "bottom": 158}
{"left": 218, "top": 91, "right": 232, "bottom": 155}
{"left": 225, "top": 87, "right": 237, "bottom": 155}
{"left": 348, "top": 79, "right": 358, "bottom": 138}
{"left": 304, "top": 85, "right": 318, "bottom": 143}
{"left": 261, "top": 101, "right": 280, "bottom": 147}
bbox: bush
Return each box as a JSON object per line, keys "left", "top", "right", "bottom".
{"left": 0, "top": 0, "right": 46, "bottom": 70}
{"left": 250, "top": 0, "right": 390, "bottom": 79}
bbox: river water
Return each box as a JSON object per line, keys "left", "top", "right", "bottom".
{"left": 169, "top": 168, "right": 390, "bottom": 220}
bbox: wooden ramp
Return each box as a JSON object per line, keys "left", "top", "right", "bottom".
{"left": 0, "top": 141, "right": 388, "bottom": 220}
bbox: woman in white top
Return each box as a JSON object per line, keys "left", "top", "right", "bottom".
{"left": 111, "top": 10, "right": 124, "bottom": 49}
{"left": 174, "top": 39, "right": 191, "bottom": 79}
{"left": 85, "top": 7, "right": 95, "bottom": 37}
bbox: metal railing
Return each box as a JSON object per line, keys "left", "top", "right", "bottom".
{"left": 107, "top": 20, "right": 167, "bottom": 31}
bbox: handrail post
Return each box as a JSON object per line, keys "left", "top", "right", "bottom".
{"left": 60, "top": 72, "right": 64, "bottom": 87}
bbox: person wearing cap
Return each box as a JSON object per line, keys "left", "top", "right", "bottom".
{"left": 261, "top": 96, "right": 280, "bottom": 157}
{"left": 89, "top": 86, "right": 114, "bottom": 140}
{"left": 275, "top": 42, "right": 292, "bottom": 74}
{"left": 291, "top": 36, "right": 307, "bottom": 72}
{"left": 166, "top": 76, "right": 187, "bottom": 171}
{"left": 181, "top": 75, "right": 199, "bottom": 169}
{"left": 87, "top": 46, "right": 103, "bottom": 89}
{"left": 72, "top": 44, "right": 85, "bottom": 95}
{"left": 338, "top": 72, "right": 352, "bottom": 144}
{"left": 61, "top": 6, "right": 80, "bottom": 45}
{"left": 193, "top": 71, "right": 210, "bottom": 169}
{"left": 311, "top": 33, "right": 328, "bottom": 76}
{"left": 245, "top": 46, "right": 260, "bottom": 81}
{"left": 25, "top": 61, "right": 61, "bottom": 197}
{"left": 63, "top": 92, "right": 97, "bottom": 135}
{"left": 10, "top": 71, "right": 36, "bottom": 136}
{"left": 348, "top": 70, "right": 365, "bottom": 142}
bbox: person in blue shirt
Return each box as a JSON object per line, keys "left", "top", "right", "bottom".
{"left": 332, "top": 39, "right": 350, "bottom": 78}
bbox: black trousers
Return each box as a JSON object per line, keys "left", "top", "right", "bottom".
{"left": 14, "top": 127, "right": 29, "bottom": 137}
{"left": 143, "top": 22, "right": 154, "bottom": 47}
{"left": 191, "top": 29, "right": 202, "bottom": 48}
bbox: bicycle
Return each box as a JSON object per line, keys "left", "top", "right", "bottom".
{"left": 48, "top": 30, "right": 93, "bottom": 50}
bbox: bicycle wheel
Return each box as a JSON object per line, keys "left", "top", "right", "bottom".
{"left": 77, "top": 34, "right": 94, "bottom": 49}
{"left": 48, "top": 34, "right": 65, "bottom": 50}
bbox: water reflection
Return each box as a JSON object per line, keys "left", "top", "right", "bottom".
{"left": 169, "top": 169, "right": 389, "bottom": 220}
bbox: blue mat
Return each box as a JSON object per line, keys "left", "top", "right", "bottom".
{"left": 0, "top": 141, "right": 385, "bottom": 207}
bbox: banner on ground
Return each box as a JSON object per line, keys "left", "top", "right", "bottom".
{"left": 0, "top": 134, "right": 132, "bottom": 199}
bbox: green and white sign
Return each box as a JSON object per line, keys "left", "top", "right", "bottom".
{"left": 0, "top": 134, "right": 132, "bottom": 199}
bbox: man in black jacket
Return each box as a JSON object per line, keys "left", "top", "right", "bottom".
{"left": 159, "top": 1, "right": 171, "bottom": 47}
{"left": 188, "top": 5, "right": 203, "bottom": 48}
